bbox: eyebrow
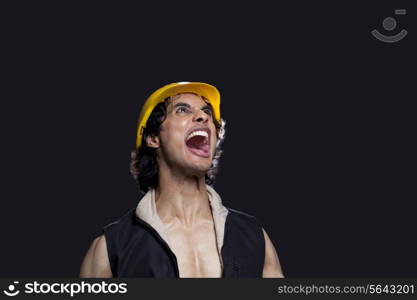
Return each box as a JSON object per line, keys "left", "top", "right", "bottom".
{"left": 173, "top": 102, "right": 191, "bottom": 109}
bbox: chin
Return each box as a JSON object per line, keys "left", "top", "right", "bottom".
{"left": 193, "top": 164, "right": 212, "bottom": 174}
{"left": 185, "top": 161, "right": 212, "bottom": 176}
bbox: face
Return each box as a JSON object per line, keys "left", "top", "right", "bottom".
{"left": 147, "top": 93, "right": 218, "bottom": 176}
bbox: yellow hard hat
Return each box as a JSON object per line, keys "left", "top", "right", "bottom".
{"left": 135, "top": 82, "right": 221, "bottom": 149}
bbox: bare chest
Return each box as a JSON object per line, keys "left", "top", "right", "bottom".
{"left": 164, "top": 222, "right": 222, "bottom": 278}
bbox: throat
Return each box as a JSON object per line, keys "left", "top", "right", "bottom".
{"left": 155, "top": 187, "right": 212, "bottom": 226}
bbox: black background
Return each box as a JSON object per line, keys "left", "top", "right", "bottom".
{"left": 1, "top": 1, "right": 415, "bottom": 277}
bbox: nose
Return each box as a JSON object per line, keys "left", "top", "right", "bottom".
{"left": 193, "top": 108, "right": 209, "bottom": 123}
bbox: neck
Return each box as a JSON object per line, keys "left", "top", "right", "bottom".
{"left": 155, "top": 164, "right": 212, "bottom": 227}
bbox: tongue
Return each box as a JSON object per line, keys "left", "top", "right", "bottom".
{"left": 186, "top": 136, "right": 209, "bottom": 154}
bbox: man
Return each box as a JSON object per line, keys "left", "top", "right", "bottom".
{"left": 80, "top": 82, "right": 284, "bottom": 278}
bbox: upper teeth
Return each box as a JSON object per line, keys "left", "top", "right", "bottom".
{"left": 187, "top": 130, "right": 208, "bottom": 141}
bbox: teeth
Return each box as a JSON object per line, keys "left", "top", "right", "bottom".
{"left": 186, "top": 130, "right": 209, "bottom": 141}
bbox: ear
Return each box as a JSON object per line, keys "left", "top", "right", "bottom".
{"left": 145, "top": 134, "right": 160, "bottom": 149}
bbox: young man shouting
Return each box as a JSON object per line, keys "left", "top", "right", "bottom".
{"left": 80, "top": 82, "right": 284, "bottom": 278}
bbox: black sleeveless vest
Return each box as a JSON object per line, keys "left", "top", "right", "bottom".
{"left": 95, "top": 207, "right": 265, "bottom": 278}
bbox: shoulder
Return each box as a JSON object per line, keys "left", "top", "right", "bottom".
{"left": 226, "top": 208, "right": 285, "bottom": 277}
{"left": 99, "top": 208, "right": 140, "bottom": 253}
{"left": 262, "top": 227, "right": 285, "bottom": 278}
{"left": 227, "top": 207, "right": 257, "bottom": 219}
{"left": 103, "top": 208, "right": 136, "bottom": 231}
{"left": 80, "top": 208, "right": 137, "bottom": 278}
{"left": 79, "top": 234, "right": 113, "bottom": 277}
{"left": 225, "top": 207, "right": 265, "bottom": 244}
{"left": 227, "top": 207, "right": 263, "bottom": 227}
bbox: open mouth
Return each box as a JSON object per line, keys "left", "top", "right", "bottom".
{"left": 185, "top": 128, "right": 210, "bottom": 158}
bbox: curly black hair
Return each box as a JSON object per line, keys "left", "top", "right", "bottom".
{"left": 130, "top": 94, "right": 226, "bottom": 194}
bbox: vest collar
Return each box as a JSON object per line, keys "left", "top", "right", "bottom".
{"left": 135, "top": 185, "right": 229, "bottom": 253}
